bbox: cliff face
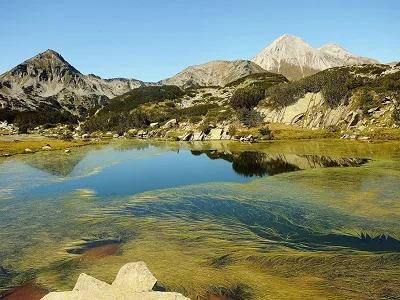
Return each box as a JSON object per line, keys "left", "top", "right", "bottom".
{"left": 258, "top": 92, "right": 397, "bottom": 132}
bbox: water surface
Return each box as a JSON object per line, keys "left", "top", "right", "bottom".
{"left": 0, "top": 140, "right": 399, "bottom": 299}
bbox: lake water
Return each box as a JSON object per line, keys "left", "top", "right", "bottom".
{"left": 0, "top": 140, "right": 399, "bottom": 299}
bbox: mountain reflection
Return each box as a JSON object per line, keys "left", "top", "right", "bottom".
{"left": 191, "top": 150, "right": 369, "bottom": 177}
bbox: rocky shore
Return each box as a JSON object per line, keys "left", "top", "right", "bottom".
{"left": 42, "top": 262, "right": 189, "bottom": 300}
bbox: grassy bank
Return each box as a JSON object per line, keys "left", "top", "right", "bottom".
{"left": 0, "top": 137, "right": 94, "bottom": 157}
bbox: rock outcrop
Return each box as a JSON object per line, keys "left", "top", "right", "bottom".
{"left": 41, "top": 262, "right": 189, "bottom": 300}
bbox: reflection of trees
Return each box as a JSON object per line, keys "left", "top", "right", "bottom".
{"left": 232, "top": 152, "right": 301, "bottom": 177}
{"left": 190, "top": 150, "right": 369, "bottom": 177}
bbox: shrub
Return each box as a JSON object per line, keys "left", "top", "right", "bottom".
{"left": 230, "top": 85, "right": 266, "bottom": 110}
{"left": 259, "top": 126, "right": 273, "bottom": 139}
{"left": 392, "top": 109, "right": 400, "bottom": 124}
{"left": 236, "top": 108, "right": 263, "bottom": 127}
{"left": 228, "top": 125, "right": 237, "bottom": 137}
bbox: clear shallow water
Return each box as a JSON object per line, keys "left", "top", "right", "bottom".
{"left": 0, "top": 140, "right": 399, "bottom": 299}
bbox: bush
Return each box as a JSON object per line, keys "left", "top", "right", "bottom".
{"left": 392, "top": 109, "right": 400, "bottom": 124}
{"left": 259, "top": 126, "right": 273, "bottom": 139}
{"left": 13, "top": 109, "right": 78, "bottom": 129}
{"left": 228, "top": 125, "right": 237, "bottom": 137}
{"left": 230, "top": 85, "right": 266, "bottom": 110}
{"left": 357, "top": 89, "right": 378, "bottom": 113}
{"left": 236, "top": 109, "right": 263, "bottom": 127}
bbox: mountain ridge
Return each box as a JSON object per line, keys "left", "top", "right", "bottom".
{"left": 160, "top": 59, "right": 267, "bottom": 88}
{"left": 252, "top": 34, "right": 379, "bottom": 80}
{"left": 0, "top": 49, "right": 145, "bottom": 112}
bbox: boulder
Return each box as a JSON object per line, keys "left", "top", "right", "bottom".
{"left": 348, "top": 112, "right": 360, "bottom": 127}
{"left": 73, "top": 273, "right": 111, "bottom": 293}
{"left": 24, "top": 148, "right": 33, "bottom": 153}
{"left": 112, "top": 262, "right": 157, "bottom": 293}
{"left": 0, "top": 121, "right": 8, "bottom": 129}
{"left": 41, "top": 262, "right": 189, "bottom": 300}
{"left": 181, "top": 133, "right": 192, "bottom": 141}
{"left": 192, "top": 131, "right": 205, "bottom": 141}
{"left": 209, "top": 128, "right": 223, "bottom": 140}
{"left": 162, "top": 119, "right": 177, "bottom": 129}
{"left": 42, "top": 145, "right": 51, "bottom": 150}
{"left": 42, "top": 290, "right": 189, "bottom": 300}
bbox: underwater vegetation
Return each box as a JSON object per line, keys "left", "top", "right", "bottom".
{"left": 0, "top": 140, "right": 399, "bottom": 299}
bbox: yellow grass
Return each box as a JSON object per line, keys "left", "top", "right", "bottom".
{"left": 0, "top": 138, "right": 92, "bottom": 156}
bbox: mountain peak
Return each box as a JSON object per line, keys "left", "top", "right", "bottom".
{"left": 276, "top": 34, "right": 305, "bottom": 43}
{"left": 252, "top": 35, "right": 380, "bottom": 80}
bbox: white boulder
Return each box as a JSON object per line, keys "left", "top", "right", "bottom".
{"left": 41, "top": 262, "right": 189, "bottom": 300}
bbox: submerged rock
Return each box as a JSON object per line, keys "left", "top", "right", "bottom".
{"left": 41, "top": 262, "right": 189, "bottom": 300}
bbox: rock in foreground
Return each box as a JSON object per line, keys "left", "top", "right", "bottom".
{"left": 41, "top": 262, "right": 189, "bottom": 300}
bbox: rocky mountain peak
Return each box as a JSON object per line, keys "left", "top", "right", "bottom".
{"left": 0, "top": 49, "right": 144, "bottom": 112}
{"left": 252, "top": 34, "right": 380, "bottom": 80}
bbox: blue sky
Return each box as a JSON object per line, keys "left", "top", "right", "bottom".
{"left": 1, "top": 0, "right": 398, "bottom": 81}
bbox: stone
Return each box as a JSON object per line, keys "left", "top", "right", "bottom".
{"left": 348, "top": 112, "right": 360, "bottom": 127}
{"left": 24, "top": 148, "right": 33, "bottom": 153}
{"left": 367, "top": 107, "right": 379, "bottom": 114}
{"left": 42, "top": 145, "right": 51, "bottom": 150}
{"left": 358, "top": 136, "right": 371, "bottom": 141}
{"left": 150, "top": 122, "right": 159, "bottom": 128}
{"left": 112, "top": 262, "right": 157, "bottom": 293}
{"left": 65, "top": 149, "right": 71, "bottom": 153}
{"left": 81, "top": 134, "right": 90, "bottom": 139}
{"left": 42, "top": 290, "right": 189, "bottom": 300}
{"left": 73, "top": 273, "right": 111, "bottom": 293}
{"left": 357, "top": 125, "right": 366, "bottom": 131}
{"left": 181, "top": 133, "right": 192, "bottom": 141}
{"left": 209, "top": 128, "right": 223, "bottom": 140}
{"left": 41, "top": 262, "right": 190, "bottom": 300}
{"left": 113, "top": 134, "right": 120, "bottom": 138}
{"left": 162, "top": 119, "right": 177, "bottom": 129}
{"left": 192, "top": 131, "right": 205, "bottom": 141}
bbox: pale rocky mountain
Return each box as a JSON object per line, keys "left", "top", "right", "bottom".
{"left": 252, "top": 34, "right": 379, "bottom": 80}
{"left": 161, "top": 60, "right": 266, "bottom": 88}
{"left": 0, "top": 50, "right": 145, "bottom": 112}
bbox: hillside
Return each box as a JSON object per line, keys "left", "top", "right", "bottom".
{"left": 160, "top": 60, "right": 267, "bottom": 88}
{"left": 252, "top": 34, "right": 379, "bottom": 80}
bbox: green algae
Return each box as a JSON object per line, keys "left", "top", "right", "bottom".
{"left": 0, "top": 140, "right": 399, "bottom": 299}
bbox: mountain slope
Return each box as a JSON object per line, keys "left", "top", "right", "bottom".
{"left": 252, "top": 34, "right": 379, "bottom": 80}
{"left": 0, "top": 50, "right": 145, "bottom": 112}
{"left": 161, "top": 60, "right": 266, "bottom": 88}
